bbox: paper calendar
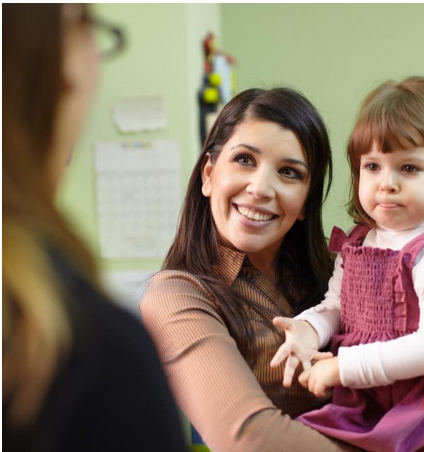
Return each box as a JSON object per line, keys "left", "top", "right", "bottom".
{"left": 95, "top": 140, "right": 182, "bottom": 259}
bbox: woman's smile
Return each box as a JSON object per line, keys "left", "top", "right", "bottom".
{"left": 235, "top": 203, "right": 277, "bottom": 220}
{"left": 234, "top": 203, "right": 278, "bottom": 228}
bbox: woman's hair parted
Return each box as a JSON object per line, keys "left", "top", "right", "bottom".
{"left": 347, "top": 76, "right": 424, "bottom": 226}
{"left": 3, "top": 4, "right": 98, "bottom": 427}
{"left": 164, "top": 87, "right": 334, "bottom": 358}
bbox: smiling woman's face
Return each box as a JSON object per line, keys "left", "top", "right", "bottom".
{"left": 201, "top": 119, "right": 311, "bottom": 267}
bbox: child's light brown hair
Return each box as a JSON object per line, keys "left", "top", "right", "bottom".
{"left": 347, "top": 76, "right": 424, "bottom": 226}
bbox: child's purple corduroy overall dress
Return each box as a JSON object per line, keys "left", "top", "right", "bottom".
{"left": 298, "top": 225, "right": 424, "bottom": 452}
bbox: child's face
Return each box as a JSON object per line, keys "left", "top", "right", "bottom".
{"left": 359, "top": 141, "right": 424, "bottom": 230}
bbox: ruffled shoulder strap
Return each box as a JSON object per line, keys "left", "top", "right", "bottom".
{"left": 328, "top": 224, "right": 371, "bottom": 253}
{"left": 402, "top": 232, "right": 424, "bottom": 261}
{"left": 394, "top": 232, "right": 424, "bottom": 332}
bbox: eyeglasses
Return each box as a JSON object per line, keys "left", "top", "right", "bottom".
{"left": 87, "top": 15, "right": 126, "bottom": 60}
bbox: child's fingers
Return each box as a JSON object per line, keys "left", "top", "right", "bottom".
{"left": 270, "top": 344, "right": 290, "bottom": 368}
{"left": 313, "top": 382, "right": 329, "bottom": 398}
{"left": 300, "top": 358, "right": 312, "bottom": 371}
{"left": 283, "top": 355, "right": 299, "bottom": 387}
{"left": 272, "top": 316, "right": 294, "bottom": 331}
{"left": 311, "top": 351, "right": 333, "bottom": 362}
{"left": 299, "top": 369, "right": 330, "bottom": 398}
{"left": 298, "top": 368, "right": 311, "bottom": 388}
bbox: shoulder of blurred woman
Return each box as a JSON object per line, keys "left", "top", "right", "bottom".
{"left": 38, "top": 247, "right": 188, "bottom": 452}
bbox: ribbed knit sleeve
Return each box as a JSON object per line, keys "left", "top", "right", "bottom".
{"left": 140, "top": 270, "right": 363, "bottom": 452}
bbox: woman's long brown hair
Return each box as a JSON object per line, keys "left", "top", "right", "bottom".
{"left": 3, "top": 4, "right": 98, "bottom": 427}
{"left": 164, "top": 88, "right": 334, "bottom": 358}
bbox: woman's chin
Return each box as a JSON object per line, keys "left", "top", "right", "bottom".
{"left": 229, "top": 239, "right": 275, "bottom": 256}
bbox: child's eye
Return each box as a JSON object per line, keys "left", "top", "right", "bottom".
{"left": 364, "top": 163, "right": 380, "bottom": 172}
{"left": 235, "top": 154, "right": 254, "bottom": 166}
{"left": 402, "top": 164, "right": 419, "bottom": 173}
{"left": 279, "top": 167, "right": 302, "bottom": 180}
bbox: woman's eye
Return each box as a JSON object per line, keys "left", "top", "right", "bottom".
{"left": 279, "top": 167, "right": 302, "bottom": 179}
{"left": 402, "top": 164, "right": 418, "bottom": 173}
{"left": 235, "top": 155, "right": 253, "bottom": 165}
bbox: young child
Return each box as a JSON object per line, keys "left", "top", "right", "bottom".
{"left": 271, "top": 76, "right": 424, "bottom": 452}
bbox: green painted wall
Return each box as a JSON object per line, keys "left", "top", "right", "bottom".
{"left": 59, "top": 4, "right": 221, "bottom": 271}
{"left": 61, "top": 4, "right": 424, "bottom": 264}
{"left": 222, "top": 3, "right": 424, "bottom": 234}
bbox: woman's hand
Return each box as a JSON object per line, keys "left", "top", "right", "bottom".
{"left": 270, "top": 317, "right": 332, "bottom": 387}
{"left": 298, "top": 355, "right": 341, "bottom": 398}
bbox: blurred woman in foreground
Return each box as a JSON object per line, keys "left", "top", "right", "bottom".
{"left": 3, "top": 4, "right": 187, "bottom": 451}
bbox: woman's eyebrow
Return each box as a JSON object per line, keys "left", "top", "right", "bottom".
{"left": 282, "top": 158, "right": 308, "bottom": 169}
{"left": 231, "top": 143, "right": 308, "bottom": 169}
{"left": 231, "top": 143, "right": 261, "bottom": 154}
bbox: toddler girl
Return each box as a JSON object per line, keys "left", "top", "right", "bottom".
{"left": 271, "top": 76, "right": 424, "bottom": 452}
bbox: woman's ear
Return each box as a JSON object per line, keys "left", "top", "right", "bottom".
{"left": 201, "top": 153, "right": 213, "bottom": 198}
{"left": 60, "top": 17, "right": 80, "bottom": 93}
{"left": 60, "top": 6, "right": 99, "bottom": 95}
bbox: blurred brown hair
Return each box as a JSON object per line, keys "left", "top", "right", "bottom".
{"left": 347, "top": 76, "right": 424, "bottom": 226}
{"left": 3, "top": 4, "right": 98, "bottom": 427}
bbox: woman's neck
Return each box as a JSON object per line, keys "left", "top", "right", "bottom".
{"left": 247, "top": 253, "right": 276, "bottom": 285}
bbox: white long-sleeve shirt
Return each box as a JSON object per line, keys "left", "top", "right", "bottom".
{"left": 296, "top": 222, "right": 424, "bottom": 389}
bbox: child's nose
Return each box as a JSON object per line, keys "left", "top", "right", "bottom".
{"left": 380, "top": 171, "right": 399, "bottom": 193}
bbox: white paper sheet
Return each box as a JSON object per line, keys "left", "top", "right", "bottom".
{"left": 113, "top": 97, "right": 167, "bottom": 132}
{"left": 95, "top": 140, "right": 181, "bottom": 259}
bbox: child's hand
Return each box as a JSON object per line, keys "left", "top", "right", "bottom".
{"left": 298, "top": 355, "right": 341, "bottom": 398}
{"left": 270, "top": 317, "right": 333, "bottom": 387}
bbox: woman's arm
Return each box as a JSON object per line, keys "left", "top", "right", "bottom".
{"left": 140, "top": 271, "right": 362, "bottom": 452}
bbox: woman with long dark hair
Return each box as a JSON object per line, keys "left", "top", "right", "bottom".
{"left": 3, "top": 4, "right": 187, "bottom": 451}
{"left": 141, "top": 87, "right": 362, "bottom": 451}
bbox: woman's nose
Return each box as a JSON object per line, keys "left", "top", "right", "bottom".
{"left": 380, "top": 171, "right": 399, "bottom": 193}
{"left": 246, "top": 168, "right": 275, "bottom": 199}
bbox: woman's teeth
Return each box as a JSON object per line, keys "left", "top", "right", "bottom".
{"left": 237, "top": 206, "right": 274, "bottom": 222}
